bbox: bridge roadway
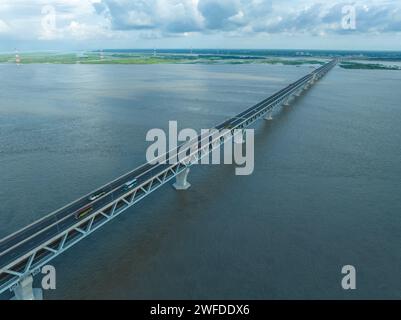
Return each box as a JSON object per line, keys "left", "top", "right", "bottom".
{"left": 0, "top": 59, "right": 337, "bottom": 296}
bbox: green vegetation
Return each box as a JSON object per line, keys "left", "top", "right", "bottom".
{"left": 84, "top": 57, "right": 178, "bottom": 64}
{"left": 0, "top": 52, "right": 327, "bottom": 66}
{"left": 0, "top": 52, "right": 399, "bottom": 71}
{"left": 0, "top": 54, "right": 15, "bottom": 63}
{"left": 340, "top": 61, "right": 401, "bottom": 70}
{"left": 260, "top": 58, "right": 325, "bottom": 66}
{"left": 0, "top": 52, "right": 98, "bottom": 64}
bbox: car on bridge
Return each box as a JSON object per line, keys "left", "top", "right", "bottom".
{"left": 75, "top": 205, "right": 93, "bottom": 219}
{"left": 124, "top": 179, "right": 138, "bottom": 190}
{"left": 89, "top": 191, "right": 106, "bottom": 201}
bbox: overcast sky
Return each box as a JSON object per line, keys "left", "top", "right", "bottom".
{"left": 0, "top": 0, "right": 400, "bottom": 52}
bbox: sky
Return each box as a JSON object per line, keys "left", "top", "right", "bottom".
{"left": 0, "top": 0, "right": 400, "bottom": 52}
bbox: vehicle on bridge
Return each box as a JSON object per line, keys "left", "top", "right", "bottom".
{"left": 124, "top": 179, "right": 138, "bottom": 190}
{"left": 89, "top": 191, "right": 106, "bottom": 201}
{"left": 75, "top": 205, "right": 93, "bottom": 219}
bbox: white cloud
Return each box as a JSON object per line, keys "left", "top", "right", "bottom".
{"left": 0, "top": 19, "right": 10, "bottom": 33}
{"left": 93, "top": 0, "right": 401, "bottom": 36}
{"left": 65, "top": 20, "right": 112, "bottom": 40}
{"left": 0, "top": 0, "right": 108, "bottom": 41}
{"left": 0, "top": 0, "right": 400, "bottom": 49}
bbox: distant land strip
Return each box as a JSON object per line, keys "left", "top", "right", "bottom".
{"left": 1, "top": 52, "right": 400, "bottom": 70}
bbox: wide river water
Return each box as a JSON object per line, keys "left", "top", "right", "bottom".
{"left": 0, "top": 63, "right": 401, "bottom": 299}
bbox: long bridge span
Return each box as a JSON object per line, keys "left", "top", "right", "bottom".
{"left": 0, "top": 59, "right": 337, "bottom": 299}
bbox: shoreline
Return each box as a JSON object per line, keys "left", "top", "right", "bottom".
{"left": 1, "top": 53, "right": 400, "bottom": 70}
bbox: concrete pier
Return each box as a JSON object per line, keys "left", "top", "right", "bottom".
{"left": 173, "top": 168, "right": 191, "bottom": 190}
{"left": 264, "top": 110, "right": 273, "bottom": 121}
{"left": 12, "top": 276, "right": 43, "bottom": 300}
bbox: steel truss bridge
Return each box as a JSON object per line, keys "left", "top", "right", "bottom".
{"left": 0, "top": 59, "right": 337, "bottom": 299}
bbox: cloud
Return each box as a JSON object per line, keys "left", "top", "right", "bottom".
{"left": 92, "top": 0, "right": 401, "bottom": 37}
{"left": 0, "top": 19, "right": 11, "bottom": 33}
{"left": 94, "top": 0, "right": 204, "bottom": 33}
{"left": 197, "top": 0, "right": 241, "bottom": 30}
{"left": 0, "top": 0, "right": 400, "bottom": 49}
{"left": 270, "top": 2, "right": 401, "bottom": 35}
{"left": 0, "top": 0, "right": 109, "bottom": 41}
{"left": 94, "top": 0, "right": 273, "bottom": 34}
{"left": 353, "top": 3, "right": 401, "bottom": 33}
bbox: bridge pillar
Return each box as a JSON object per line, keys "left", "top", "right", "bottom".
{"left": 283, "top": 96, "right": 292, "bottom": 106}
{"left": 173, "top": 167, "right": 191, "bottom": 190}
{"left": 264, "top": 110, "right": 273, "bottom": 121}
{"left": 283, "top": 98, "right": 290, "bottom": 107}
{"left": 12, "top": 276, "right": 43, "bottom": 300}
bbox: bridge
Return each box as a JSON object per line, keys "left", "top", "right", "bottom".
{"left": 0, "top": 59, "right": 338, "bottom": 299}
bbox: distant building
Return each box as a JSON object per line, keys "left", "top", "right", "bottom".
{"left": 15, "top": 50, "right": 21, "bottom": 64}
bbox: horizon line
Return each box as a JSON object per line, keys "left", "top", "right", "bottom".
{"left": 2, "top": 48, "right": 401, "bottom": 54}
